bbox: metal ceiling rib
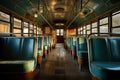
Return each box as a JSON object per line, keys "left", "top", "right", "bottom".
{"left": 26, "top": 0, "right": 54, "bottom": 29}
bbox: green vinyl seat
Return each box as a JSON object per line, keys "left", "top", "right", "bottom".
{"left": 38, "top": 37, "right": 43, "bottom": 57}
{"left": 77, "top": 38, "right": 88, "bottom": 58}
{"left": 77, "top": 37, "right": 88, "bottom": 71}
{"left": 0, "top": 37, "right": 37, "bottom": 73}
{"left": 88, "top": 37, "right": 120, "bottom": 80}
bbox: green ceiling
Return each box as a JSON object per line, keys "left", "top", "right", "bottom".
{"left": 0, "top": 0, "right": 120, "bottom": 29}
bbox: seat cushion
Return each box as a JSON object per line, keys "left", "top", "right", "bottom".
{"left": 90, "top": 62, "right": 120, "bottom": 80}
{"left": 0, "top": 60, "right": 35, "bottom": 73}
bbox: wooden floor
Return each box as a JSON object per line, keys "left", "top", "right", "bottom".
{"left": 34, "top": 43, "right": 92, "bottom": 80}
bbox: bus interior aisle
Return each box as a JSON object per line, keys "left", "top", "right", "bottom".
{"left": 34, "top": 43, "right": 91, "bottom": 80}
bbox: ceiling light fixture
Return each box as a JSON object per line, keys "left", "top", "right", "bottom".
{"left": 34, "top": 12, "right": 38, "bottom": 18}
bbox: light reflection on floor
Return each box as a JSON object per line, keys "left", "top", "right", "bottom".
{"left": 34, "top": 43, "right": 92, "bottom": 80}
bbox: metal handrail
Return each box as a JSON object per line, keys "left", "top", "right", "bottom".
{"left": 0, "top": 32, "right": 43, "bottom": 37}
{"left": 88, "top": 33, "right": 120, "bottom": 39}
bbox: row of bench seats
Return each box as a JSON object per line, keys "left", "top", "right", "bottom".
{"left": 37, "top": 37, "right": 43, "bottom": 65}
{"left": 65, "top": 36, "right": 120, "bottom": 80}
{"left": 88, "top": 37, "right": 120, "bottom": 80}
{"left": 65, "top": 37, "right": 89, "bottom": 72}
{"left": 37, "top": 36, "right": 53, "bottom": 64}
{"left": 77, "top": 37, "right": 88, "bottom": 71}
{"left": 43, "top": 36, "right": 53, "bottom": 58}
{"left": 0, "top": 37, "right": 38, "bottom": 79}
{"left": 71, "top": 37, "right": 77, "bottom": 59}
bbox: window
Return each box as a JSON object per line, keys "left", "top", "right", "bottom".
{"left": 13, "top": 29, "right": 21, "bottom": 37}
{"left": 92, "top": 28, "right": 97, "bottom": 33}
{"left": 112, "top": 28, "right": 120, "bottom": 33}
{"left": 78, "top": 28, "right": 81, "bottom": 35}
{"left": 112, "top": 10, "right": 120, "bottom": 33}
{"left": 0, "top": 11, "right": 10, "bottom": 33}
{"left": 56, "top": 29, "right": 64, "bottom": 36}
{"left": 37, "top": 28, "right": 42, "bottom": 35}
{"left": 30, "top": 24, "right": 33, "bottom": 36}
{"left": 92, "top": 22, "right": 97, "bottom": 33}
{"left": 112, "top": 14, "right": 120, "bottom": 27}
{"left": 60, "top": 29, "right": 64, "bottom": 36}
{"left": 100, "top": 17, "right": 108, "bottom": 25}
{"left": 14, "top": 18, "right": 21, "bottom": 28}
{"left": 99, "top": 17, "right": 108, "bottom": 33}
{"left": 23, "top": 22, "right": 28, "bottom": 37}
{"left": 86, "top": 24, "right": 91, "bottom": 35}
{"left": 80, "top": 27, "right": 83, "bottom": 35}
{"left": 0, "top": 11, "right": 10, "bottom": 22}
{"left": 100, "top": 25, "right": 108, "bottom": 33}
{"left": 34, "top": 26, "right": 37, "bottom": 36}
{"left": 34, "top": 26, "right": 36, "bottom": 33}
{"left": 13, "top": 18, "right": 21, "bottom": 37}
{"left": 56, "top": 29, "right": 59, "bottom": 36}
{"left": 83, "top": 26, "right": 86, "bottom": 35}
{"left": 0, "top": 21, "right": 10, "bottom": 33}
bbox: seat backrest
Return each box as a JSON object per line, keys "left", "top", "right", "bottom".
{"left": 21, "top": 37, "right": 37, "bottom": 60}
{"left": 0, "top": 37, "right": 37, "bottom": 60}
{"left": 48, "top": 36, "right": 52, "bottom": 46}
{"left": 78, "top": 37, "right": 87, "bottom": 51}
{"left": 68, "top": 38, "right": 71, "bottom": 48}
{"left": 0, "top": 37, "right": 8, "bottom": 59}
{"left": 38, "top": 37, "right": 43, "bottom": 50}
{"left": 43, "top": 36, "right": 48, "bottom": 50}
{"left": 89, "top": 38, "right": 109, "bottom": 61}
{"left": 72, "top": 37, "right": 76, "bottom": 46}
{"left": 44, "top": 37, "right": 47, "bottom": 46}
{"left": 108, "top": 38, "right": 120, "bottom": 62}
{"left": 0, "top": 37, "right": 21, "bottom": 60}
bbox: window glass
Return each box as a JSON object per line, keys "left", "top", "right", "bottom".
{"left": 39, "top": 28, "right": 43, "bottom": 34}
{"left": 30, "top": 24, "right": 33, "bottom": 36}
{"left": 60, "top": 29, "right": 64, "bottom": 36}
{"left": 83, "top": 30, "right": 86, "bottom": 34}
{"left": 34, "top": 29, "right": 36, "bottom": 34}
{"left": 13, "top": 29, "right": 21, "bottom": 37}
{"left": 56, "top": 29, "right": 59, "bottom": 36}
{"left": 112, "top": 13, "right": 120, "bottom": 27}
{"left": 78, "top": 28, "right": 81, "bottom": 34}
{"left": 92, "top": 28, "right": 97, "bottom": 33}
{"left": 0, "top": 21, "right": 10, "bottom": 33}
{"left": 92, "top": 22, "right": 97, "bottom": 28}
{"left": 100, "top": 25, "right": 108, "bottom": 33}
{"left": 23, "top": 28, "right": 28, "bottom": 37}
{"left": 23, "top": 22, "right": 28, "bottom": 36}
{"left": 100, "top": 17, "right": 108, "bottom": 25}
{"left": 87, "top": 24, "right": 90, "bottom": 30}
{"left": 87, "top": 30, "right": 90, "bottom": 35}
{"left": 14, "top": 18, "right": 21, "bottom": 28}
{"left": 112, "top": 28, "right": 120, "bottom": 33}
{"left": 0, "top": 11, "right": 10, "bottom": 22}
{"left": 56, "top": 29, "right": 64, "bottom": 36}
{"left": 80, "top": 27, "right": 82, "bottom": 30}
{"left": 24, "top": 22, "right": 28, "bottom": 27}
{"left": 30, "top": 24, "right": 33, "bottom": 29}
{"left": 83, "top": 26, "right": 86, "bottom": 35}
{"left": 34, "top": 26, "right": 37, "bottom": 34}
{"left": 80, "top": 31, "right": 82, "bottom": 34}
